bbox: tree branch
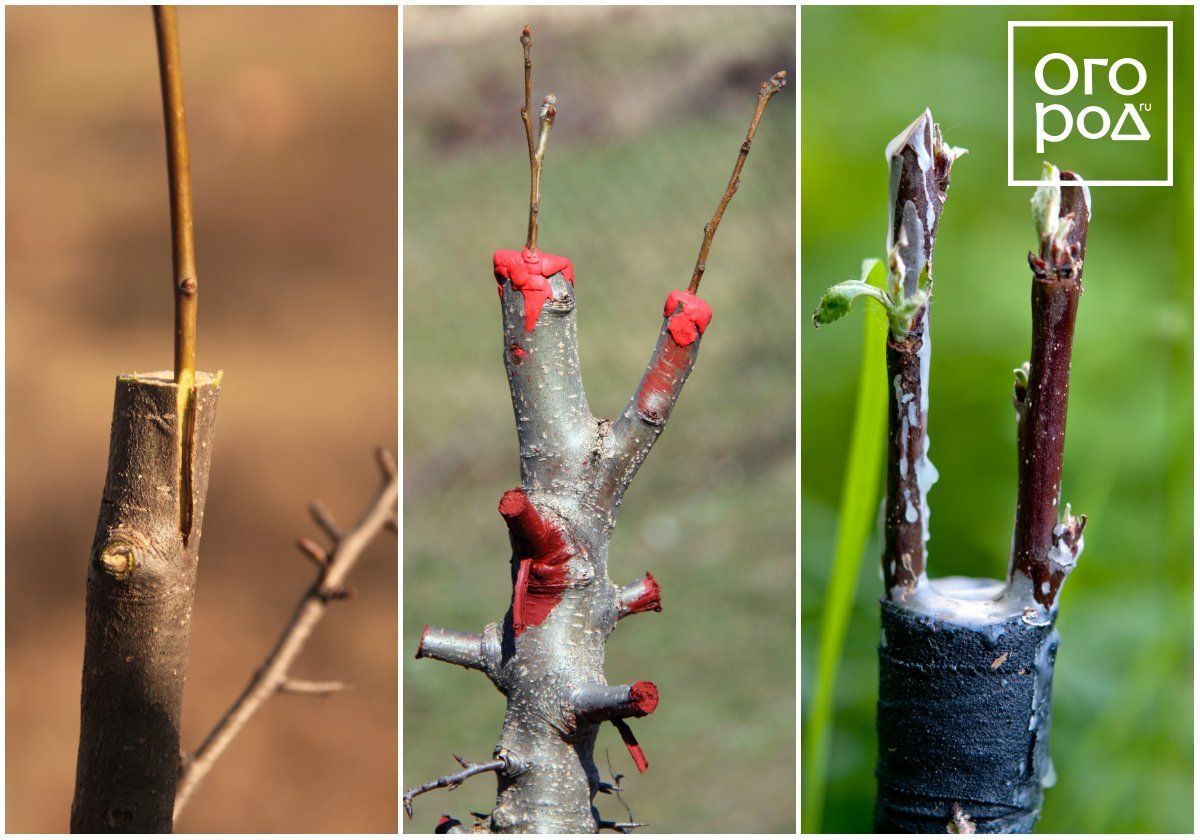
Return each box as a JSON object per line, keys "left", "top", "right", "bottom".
{"left": 416, "top": 625, "right": 501, "bottom": 676}
{"left": 278, "top": 678, "right": 349, "bottom": 696}
{"left": 573, "top": 681, "right": 659, "bottom": 722}
{"left": 688, "top": 70, "right": 786, "bottom": 294}
{"left": 880, "top": 110, "right": 963, "bottom": 597}
{"left": 599, "top": 73, "right": 785, "bottom": 510}
{"left": 520, "top": 25, "right": 556, "bottom": 251}
{"left": 153, "top": 4, "right": 198, "bottom": 389}
{"left": 1009, "top": 165, "right": 1090, "bottom": 611}
{"left": 172, "top": 449, "right": 398, "bottom": 820}
{"left": 416, "top": 31, "right": 787, "bottom": 833}
{"left": 404, "top": 757, "right": 507, "bottom": 820}
{"left": 616, "top": 572, "right": 662, "bottom": 619}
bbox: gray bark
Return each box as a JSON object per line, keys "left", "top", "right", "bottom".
{"left": 71, "top": 371, "right": 220, "bottom": 833}
{"left": 414, "top": 262, "right": 699, "bottom": 832}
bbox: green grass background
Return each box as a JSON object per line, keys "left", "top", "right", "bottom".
{"left": 403, "top": 7, "right": 795, "bottom": 832}
{"left": 801, "top": 5, "right": 1193, "bottom": 833}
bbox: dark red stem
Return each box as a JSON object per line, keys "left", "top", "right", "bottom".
{"left": 883, "top": 332, "right": 927, "bottom": 591}
{"left": 1011, "top": 172, "right": 1089, "bottom": 608}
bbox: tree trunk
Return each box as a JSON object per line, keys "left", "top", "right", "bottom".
{"left": 416, "top": 257, "right": 693, "bottom": 832}
{"left": 71, "top": 371, "right": 220, "bottom": 833}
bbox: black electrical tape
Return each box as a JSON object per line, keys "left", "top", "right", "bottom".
{"left": 874, "top": 597, "right": 1059, "bottom": 833}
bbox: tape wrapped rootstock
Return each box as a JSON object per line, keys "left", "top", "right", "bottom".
{"left": 874, "top": 586, "right": 1059, "bottom": 833}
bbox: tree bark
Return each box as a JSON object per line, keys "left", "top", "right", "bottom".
{"left": 414, "top": 257, "right": 691, "bottom": 832}
{"left": 71, "top": 371, "right": 220, "bottom": 833}
{"left": 407, "top": 46, "right": 785, "bottom": 832}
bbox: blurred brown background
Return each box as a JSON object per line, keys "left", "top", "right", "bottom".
{"left": 6, "top": 6, "right": 396, "bottom": 832}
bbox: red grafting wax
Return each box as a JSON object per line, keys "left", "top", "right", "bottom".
{"left": 629, "top": 681, "right": 659, "bottom": 716}
{"left": 612, "top": 719, "right": 649, "bottom": 774}
{"left": 626, "top": 573, "right": 662, "bottom": 614}
{"left": 499, "top": 488, "right": 572, "bottom": 636}
{"left": 663, "top": 289, "right": 712, "bottom": 346}
{"left": 493, "top": 248, "right": 575, "bottom": 332}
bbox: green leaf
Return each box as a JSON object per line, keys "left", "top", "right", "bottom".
{"left": 802, "top": 285, "right": 888, "bottom": 832}
{"left": 812, "top": 260, "right": 889, "bottom": 328}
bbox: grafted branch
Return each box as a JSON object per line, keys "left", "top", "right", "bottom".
{"left": 813, "top": 115, "right": 1092, "bottom": 832}
{"left": 1009, "top": 165, "right": 1090, "bottom": 611}
{"left": 412, "top": 27, "right": 787, "bottom": 833}
{"left": 521, "top": 25, "right": 555, "bottom": 251}
{"left": 880, "top": 110, "right": 962, "bottom": 597}
{"left": 173, "top": 449, "right": 398, "bottom": 819}
{"left": 154, "top": 4, "right": 198, "bottom": 389}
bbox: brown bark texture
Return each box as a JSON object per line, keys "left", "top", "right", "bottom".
{"left": 71, "top": 371, "right": 220, "bottom": 833}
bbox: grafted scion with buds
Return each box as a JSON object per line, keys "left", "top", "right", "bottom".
{"left": 814, "top": 112, "right": 1091, "bottom": 833}
{"left": 407, "top": 26, "right": 786, "bottom": 833}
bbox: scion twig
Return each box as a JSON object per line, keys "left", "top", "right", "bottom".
{"left": 173, "top": 450, "right": 398, "bottom": 819}
{"left": 153, "top": 5, "right": 197, "bottom": 388}
{"left": 1010, "top": 166, "right": 1090, "bottom": 609}
{"left": 520, "top": 26, "right": 556, "bottom": 252}
{"left": 687, "top": 70, "right": 787, "bottom": 294}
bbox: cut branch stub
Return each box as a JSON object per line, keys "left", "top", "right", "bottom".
{"left": 499, "top": 488, "right": 573, "bottom": 636}
{"left": 71, "top": 371, "right": 221, "bottom": 833}
{"left": 617, "top": 573, "right": 662, "bottom": 618}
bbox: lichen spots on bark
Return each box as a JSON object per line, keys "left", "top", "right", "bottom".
{"left": 493, "top": 248, "right": 575, "bottom": 332}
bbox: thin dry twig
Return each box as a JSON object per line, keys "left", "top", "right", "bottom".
{"left": 153, "top": 4, "right": 198, "bottom": 385}
{"left": 404, "top": 756, "right": 507, "bottom": 820}
{"left": 598, "top": 819, "right": 649, "bottom": 833}
{"left": 520, "top": 25, "right": 556, "bottom": 251}
{"left": 687, "top": 70, "right": 787, "bottom": 294}
{"left": 172, "top": 449, "right": 398, "bottom": 819}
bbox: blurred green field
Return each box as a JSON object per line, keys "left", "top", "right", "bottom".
{"left": 403, "top": 7, "right": 795, "bottom": 833}
{"left": 801, "top": 6, "right": 1193, "bottom": 834}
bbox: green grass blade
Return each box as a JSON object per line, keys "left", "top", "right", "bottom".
{"left": 802, "top": 269, "right": 888, "bottom": 832}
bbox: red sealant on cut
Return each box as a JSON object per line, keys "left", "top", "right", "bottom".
{"left": 499, "top": 488, "right": 572, "bottom": 636}
{"left": 493, "top": 248, "right": 575, "bottom": 332}
{"left": 435, "top": 815, "right": 462, "bottom": 834}
{"left": 634, "top": 292, "right": 713, "bottom": 422}
{"left": 625, "top": 573, "right": 663, "bottom": 614}
{"left": 612, "top": 719, "right": 649, "bottom": 774}
{"left": 663, "top": 290, "right": 712, "bottom": 346}
{"left": 629, "top": 680, "right": 659, "bottom": 716}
